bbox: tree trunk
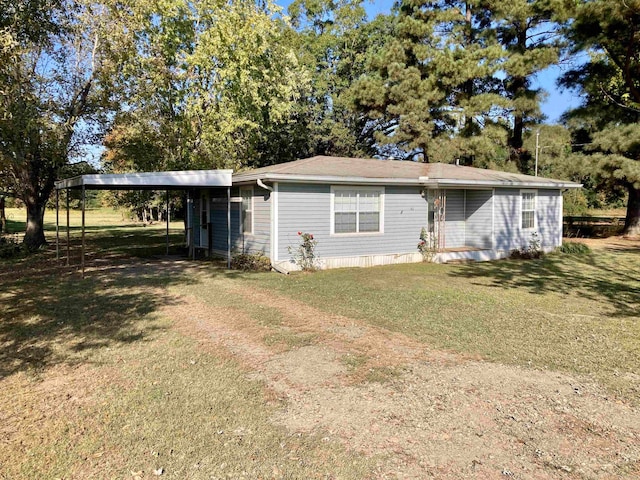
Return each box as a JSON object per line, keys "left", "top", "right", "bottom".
{"left": 23, "top": 199, "right": 47, "bottom": 250}
{"left": 0, "top": 196, "right": 7, "bottom": 234}
{"left": 623, "top": 183, "right": 640, "bottom": 236}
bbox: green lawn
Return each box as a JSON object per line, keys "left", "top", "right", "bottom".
{"left": 1, "top": 212, "right": 639, "bottom": 477}
{"left": 245, "top": 247, "right": 640, "bottom": 400}
{"left": 3, "top": 206, "right": 186, "bottom": 258}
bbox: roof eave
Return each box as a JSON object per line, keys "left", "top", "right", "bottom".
{"left": 55, "top": 170, "right": 234, "bottom": 190}
{"left": 233, "top": 173, "right": 424, "bottom": 186}
{"left": 419, "top": 178, "right": 583, "bottom": 189}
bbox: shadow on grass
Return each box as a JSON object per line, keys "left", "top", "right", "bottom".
{"left": 0, "top": 229, "right": 242, "bottom": 380}
{"left": 449, "top": 252, "right": 640, "bottom": 317}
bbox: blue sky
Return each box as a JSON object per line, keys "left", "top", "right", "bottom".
{"left": 276, "top": 0, "right": 583, "bottom": 123}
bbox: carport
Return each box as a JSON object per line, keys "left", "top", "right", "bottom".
{"left": 54, "top": 169, "right": 233, "bottom": 277}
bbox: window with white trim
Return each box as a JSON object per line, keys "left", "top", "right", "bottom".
{"left": 521, "top": 191, "right": 536, "bottom": 229}
{"left": 332, "top": 187, "right": 383, "bottom": 234}
{"left": 241, "top": 187, "right": 253, "bottom": 234}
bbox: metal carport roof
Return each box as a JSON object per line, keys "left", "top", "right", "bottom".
{"left": 55, "top": 169, "right": 233, "bottom": 190}
{"left": 54, "top": 169, "right": 233, "bottom": 277}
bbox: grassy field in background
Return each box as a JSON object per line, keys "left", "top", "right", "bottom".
{"left": 3, "top": 207, "right": 187, "bottom": 258}
{"left": 4, "top": 206, "right": 183, "bottom": 232}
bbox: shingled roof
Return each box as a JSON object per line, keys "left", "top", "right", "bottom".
{"left": 233, "top": 156, "right": 581, "bottom": 189}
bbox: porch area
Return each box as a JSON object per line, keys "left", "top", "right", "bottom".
{"left": 426, "top": 188, "right": 497, "bottom": 262}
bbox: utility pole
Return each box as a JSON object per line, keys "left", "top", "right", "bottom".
{"left": 535, "top": 129, "right": 540, "bottom": 177}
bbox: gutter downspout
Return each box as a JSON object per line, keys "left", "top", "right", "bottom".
{"left": 256, "top": 178, "right": 287, "bottom": 273}
{"left": 257, "top": 178, "right": 273, "bottom": 192}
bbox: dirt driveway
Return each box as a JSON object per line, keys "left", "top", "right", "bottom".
{"left": 162, "top": 264, "right": 640, "bottom": 479}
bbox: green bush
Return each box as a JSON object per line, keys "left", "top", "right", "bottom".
{"left": 556, "top": 241, "right": 591, "bottom": 255}
{"left": 0, "top": 235, "right": 23, "bottom": 259}
{"left": 287, "top": 231, "right": 319, "bottom": 271}
{"left": 231, "top": 253, "right": 272, "bottom": 272}
{"left": 563, "top": 189, "right": 589, "bottom": 216}
{"left": 509, "top": 248, "right": 544, "bottom": 260}
{"left": 509, "top": 232, "right": 544, "bottom": 260}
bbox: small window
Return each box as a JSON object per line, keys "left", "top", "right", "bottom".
{"left": 521, "top": 191, "right": 536, "bottom": 229}
{"left": 332, "top": 187, "right": 383, "bottom": 234}
{"left": 241, "top": 187, "right": 253, "bottom": 234}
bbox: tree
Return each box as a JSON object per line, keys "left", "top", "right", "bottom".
{"left": 352, "top": 0, "right": 509, "bottom": 164}
{"left": 104, "top": 0, "right": 306, "bottom": 175}
{"left": 489, "top": 0, "right": 572, "bottom": 170}
{"left": 286, "top": 0, "right": 394, "bottom": 158}
{"left": 0, "top": 0, "right": 118, "bottom": 249}
{"left": 561, "top": 0, "right": 640, "bottom": 235}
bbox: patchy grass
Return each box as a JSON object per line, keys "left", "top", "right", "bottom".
{"left": 1, "top": 212, "right": 375, "bottom": 479}
{"left": 249, "top": 249, "right": 640, "bottom": 401}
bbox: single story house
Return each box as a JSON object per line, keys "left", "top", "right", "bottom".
{"left": 188, "top": 156, "right": 581, "bottom": 271}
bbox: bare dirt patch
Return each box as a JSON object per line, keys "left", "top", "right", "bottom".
{"left": 164, "top": 270, "right": 640, "bottom": 479}
{"left": 564, "top": 235, "right": 640, "bottom": 252}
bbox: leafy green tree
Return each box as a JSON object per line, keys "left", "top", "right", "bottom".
{"left": 561, "top": 0, "right": 640, "bottom": 235}
{"left": 0, "top": 0, "right": 120, "bottom": 249}
{"left": 287, "top": 0, "right": 394, "bottom": 158}
{"left": 105, "top": 0, "right": 306, "bottom": 174}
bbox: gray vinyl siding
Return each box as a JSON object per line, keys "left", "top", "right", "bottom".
{"left": 494, "top": 188, "right": 526, "bottom": 251}
{"left": 536, "top": 189, "right": 562, "bottom": 247}
{"left": 208, "top": 186, "right": 271, "bottom": 256}
{"left": 444, "top": 189, "right": 465, "bottom": 248}
{"left": 243, "top": 186, "right": 271, "bottom": 256}
{"left": 493, "top": 188, "right": 562, "bottom": 251}
{"left": 211, "top": 202, "right": 240, "bottom": 252}
{"left": 465, "top": 190, "right": 493, "bottom": 249}
{"left": 277, "top": 183, "right": 427, "bottom": 261}
{"left": 192, "top": 197, "right": 201, "bottom": 247}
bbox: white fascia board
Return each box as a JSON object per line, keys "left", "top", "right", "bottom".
{"left": 232, "top": 173, "right": 582, "bottom": 189}
{"left": 55, "top": 170, "right": 233, "bottom": 190}
{"left": 233, "top": 173, "right": 423, "bottom": 186}
{"left": 420, "top": 179, "right": 582, "bottom": 189}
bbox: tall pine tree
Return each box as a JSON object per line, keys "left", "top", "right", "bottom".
{"left": 561, "top": 0, "right": 640, "bottom": 235}
{"left": 490, "top": 0, "right": 572, "bottom": 171}
{"left": 352, "top": 0, "right": 507, "bottom": 164}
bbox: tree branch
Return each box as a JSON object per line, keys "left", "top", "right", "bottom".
{"left": 598, "top": 83, "right": 640, "bottom": 113}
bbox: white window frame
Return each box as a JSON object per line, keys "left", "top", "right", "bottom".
{"left": 520, "top": 189, "right": 537, "bottom": 230}
{"left": 330, "top": 186, "right": 385, "bottom": 235}
{"left": 240, "top": 187, "right": 254, "bottom": 235}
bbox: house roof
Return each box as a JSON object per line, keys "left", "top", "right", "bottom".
{"left": 55, "top": 169, "right": 233, "bottom": 190}
{"left": 233, "top": 156, "right": 582, "bottom": 189}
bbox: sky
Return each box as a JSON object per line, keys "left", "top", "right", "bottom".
{"left": 275, "top": 0, "right": 584, "bottom": 124}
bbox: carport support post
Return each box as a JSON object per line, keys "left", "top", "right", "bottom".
{"left": 165, "top": 189, "right": 169, "bottom": 256}
{"left": 81, "top": 184, "right": 85, "bottom": 279}
{"left": 191, "top": 191, "right": 196, "bottom": 261}
{"left": 55, "top": 189, "right": 59, "bottom": 261}
{"left": 66, "top": 188, "right": 70, "bottom": 266}
{"left": 227, "top": 186, "right": 231, "bottom": 269}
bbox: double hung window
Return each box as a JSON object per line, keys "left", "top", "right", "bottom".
{"left": 241, "top": 187, "right": 253, "bottom": 234}
{"left": 332, "top": 187, "right": 383, "bottom": 234}
{"left": 521, "top": 190, "right": 536, "bottom": 230}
